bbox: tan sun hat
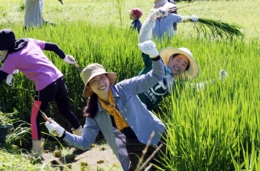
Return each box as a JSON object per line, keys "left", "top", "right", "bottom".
{"left": 81, "top": 63, "right": 117, "bottom": 97}
{"left": 160, "top": 47, "right": 199, "bottom": 80}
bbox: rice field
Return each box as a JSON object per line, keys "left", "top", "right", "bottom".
{"left": 0, "top": 0, "right": 259, "bottom": 170}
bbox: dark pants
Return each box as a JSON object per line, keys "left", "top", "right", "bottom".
{"left": 126, "top": 132, "right": 168, "bottom": 171}
{"left": 31, "top": 76, "right": 80, "bottom": 140}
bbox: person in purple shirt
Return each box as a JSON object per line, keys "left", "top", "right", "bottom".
{"left": 0, "top": 28, "right": 82, "bottom": 158}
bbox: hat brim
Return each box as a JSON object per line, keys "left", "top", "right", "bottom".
{"left": 82, "top": 72, "right": 117, "bottom": 97}
{"left": 0, "top": 43, "right": 8, "bottom": 51}
{"left": 160, "top": 47, "right": 199, "bottom": 80}
{"left": 153, "top": 2, "right": 176, "bottom": 10}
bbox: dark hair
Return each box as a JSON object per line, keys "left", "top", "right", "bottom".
{"left": 171, "top": 53, "right": 190, "bottom": 71}
{"left": 0, "top": 28, "right": 28, "bottom": 63}
{"left": 83, "top": 93, "right": 98, "bottom": 118}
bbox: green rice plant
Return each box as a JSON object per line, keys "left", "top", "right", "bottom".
{"left": 115, "top": 0, "right": 125, "bottom": 28}
{"left": 194, "top": 17, "right": 244, "bottom": 39}
{"left": 0, "top": 147, "right": 55, "bottom": 170}
{"left": 0, "top": 110, "right": 18, "bottom": 126}
{"left": 230, "top": 141, "right": 260, "bottom": 171}
{"left": 0, "top": 110, "right": 32, "bottom": 148}
{"left": 5, "top": 120, "right": 31, "bottom": 147}
{"left": 0, "top": 1, "right": 259, "bottom": 170}
{"left": 153, "top": 37, "right": 260, "bottom": 170}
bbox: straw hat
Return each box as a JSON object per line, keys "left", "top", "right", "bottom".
{"left": 81, "top": 63, "right": 117, "bottom": 97}
{"left": 160, "top": 47, "right": 199, "bottom": 80}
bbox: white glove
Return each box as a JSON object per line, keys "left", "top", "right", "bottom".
{"left": 6, "top": 69, "right": 19, "bottom": 86}
{"left": 138, "top": 40, "right": 159, "bottom": 58}
{"left": 150, "top": 7, "right": 169, "bottom": 21}
{"left": 45, "top": 118, "right": 65, "bottom": 137}
{"left": 219, "top": 69, "right": 228, "bottom": 81}
{"left": 190, "top": 15, "right": 198, "bottom": 22}
{"left": 63, "top": 55, "right": 76, "bottom": 64}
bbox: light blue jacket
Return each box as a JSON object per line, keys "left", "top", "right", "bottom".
{"left": 63, "top": 58, "right": 166, "bottom": 170}
{"left": 152, "top": 13, "right": 182, "bottom": 39}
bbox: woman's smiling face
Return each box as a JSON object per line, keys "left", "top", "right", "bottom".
{"left": 168, "top": 54, "right": 189, "bottom": 75}
{"left": 88, "top": 74, "right": 110, "bottom": 97}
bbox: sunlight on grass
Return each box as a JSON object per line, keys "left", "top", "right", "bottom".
{"left": 0, "top": 0, "right": 259, "bottom": 170}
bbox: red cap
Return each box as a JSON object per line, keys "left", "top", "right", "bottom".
{"left": 129, "top": 8, "right": 142, "bottom": 18}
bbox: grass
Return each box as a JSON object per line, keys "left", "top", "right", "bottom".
{"left": 1, "top": 0, "right": 259, "bottom": 39}
{"left": 0, "top": 0, "right": 260, "bottom": 170}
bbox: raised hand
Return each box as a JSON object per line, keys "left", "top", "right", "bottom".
{"left": 138, "top": 40, "right": 159, "bottom": 58}
{"left": 150, "top": 7, "right": 169, "bottom": 21}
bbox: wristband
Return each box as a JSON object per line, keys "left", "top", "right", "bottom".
{"left": 60, "top": 131, "right": 66, "bottom": 139}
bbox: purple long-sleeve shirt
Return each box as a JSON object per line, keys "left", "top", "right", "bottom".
{"left": 0, "top": 39, "right": 63, "bottom": 90}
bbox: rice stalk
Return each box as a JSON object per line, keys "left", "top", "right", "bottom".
{"left": 193, "top": 17, "right": 244, "bottom": 39}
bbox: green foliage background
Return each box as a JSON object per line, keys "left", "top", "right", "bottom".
{"left": 0, "top": 0, "right": 260, "bottom": 170}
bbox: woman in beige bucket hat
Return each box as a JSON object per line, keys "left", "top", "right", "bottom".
{"left": 137, "top": 6, "right": 228, "bottom": 111}
{"left": 45, "top": 40, "right": 170, "bottom": 170}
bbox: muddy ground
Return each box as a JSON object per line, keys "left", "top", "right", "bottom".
{"left": 41, "top": 135, "right": 123, "bottom": 171}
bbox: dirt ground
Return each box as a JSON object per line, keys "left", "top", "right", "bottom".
{"left": 42, "top": 143, "right": 123, "bottom": 171}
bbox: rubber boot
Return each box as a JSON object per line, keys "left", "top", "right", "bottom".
{"left": 31, "top": 138, "right": 45, "bottom": 158}
{"left": 71, "top": 126, "right": 83, "bottom": 136}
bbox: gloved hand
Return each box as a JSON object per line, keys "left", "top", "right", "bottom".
{"left": 190, "top": 15, "right": 199, "bottom": 22}
{"left": 150, "top": 7, "right": 169, "bottom": 21}
{"left": 6, "top": 69, "right": 19, "bottom": 86}
{"left": 138, "top": 40, "right": 159, "bottom": 58}
{"left": 63, "top": 55, "right": 76, "bottom": 65}
{"left": 219, "top": 69, "right": 228, "bottom": 81}
{"left": 45, "top": 118, "right": 65, "bottom": 137}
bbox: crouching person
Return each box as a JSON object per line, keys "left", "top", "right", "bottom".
{"left": 0, "top": 28, "right": 82, "bottom": 158}
{"left": 45, "top": 40, "right": 169, "bottom": 170}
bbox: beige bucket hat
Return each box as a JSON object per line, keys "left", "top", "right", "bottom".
{"left": 160, "top": 47, "right": 199, "bottom": 80}
{"left": 81, "top": 63, "right": 117, "bottom": 97}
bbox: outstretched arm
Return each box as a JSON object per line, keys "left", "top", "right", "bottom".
{"left": 44, "top": 42, "right": 66, "bottom": 59}
{"left": 44, "top": 42, "right": 77, "bottom": 65}
{"left": 189, "top": 69, "right": 228, "bottom": 90}
{"left": 181, "top": 15, "right": 199, "bottom": 22}
{"left": 138, "top": 17, "right": 155, "bottom": 43}
{"left": 45, "top": 117, "right": 99, "bottom": 151}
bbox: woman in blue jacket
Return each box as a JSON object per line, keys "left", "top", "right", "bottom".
{"left": 45, "top": 40, "right": 168, "bottom": 171}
